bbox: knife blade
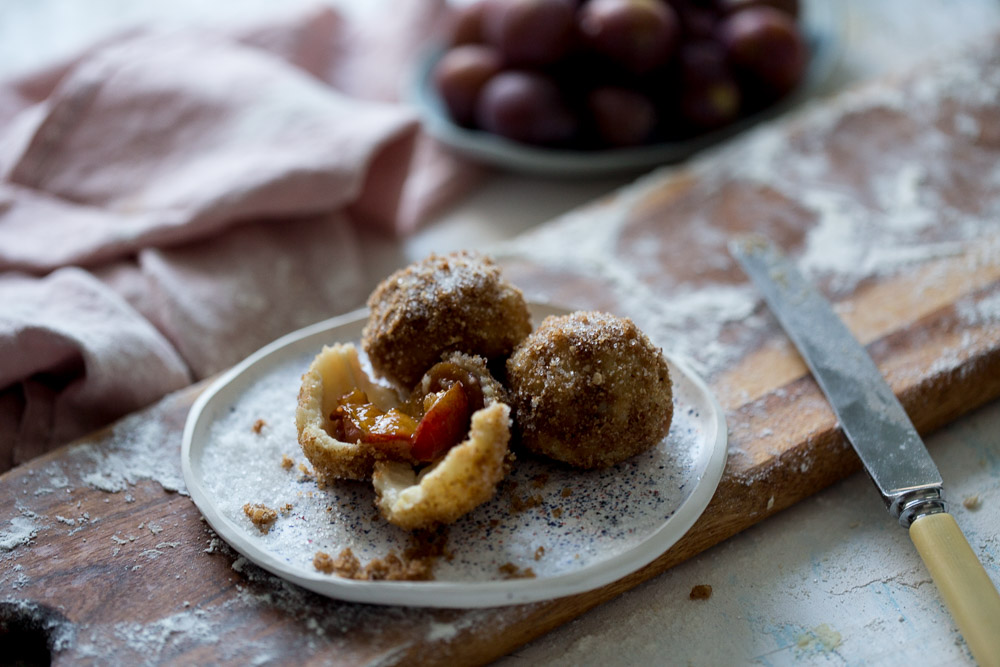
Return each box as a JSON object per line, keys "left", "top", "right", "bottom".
{"left": 729, "top": 234, "right": 944, "bottom": 524}
{"left": 729, "top": 234, "right": 1000, "bottom": 665}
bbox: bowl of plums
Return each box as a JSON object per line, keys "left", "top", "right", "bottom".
{"left": 414, "top": 0, "right": 842, "bottom": 175}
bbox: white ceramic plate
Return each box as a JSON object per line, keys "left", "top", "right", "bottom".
{"left": 411, "top": 1, "right": 845, "bottom": 177}
{"left": 182, "top": 304, "right": 727, "bottom": 608}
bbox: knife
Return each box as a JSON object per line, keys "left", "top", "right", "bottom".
{"left": 729, "top": 234, "right": 1000, "bottom": 665}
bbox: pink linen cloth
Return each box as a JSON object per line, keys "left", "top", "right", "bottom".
{"left": 0, "top": 2, "right": 484, "bottom": 472}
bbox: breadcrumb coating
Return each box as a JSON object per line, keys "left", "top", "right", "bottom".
{"left": 412, "top": 351, "right": 509, "bottom": 409}
{"left": 506, "top": 311, "right": 673, "bottom": 468}
{"left": 372, "top": 403, "right": 512, "bottom": 530}
{"left": 362, "top": 251, "right": 532, "bottom": 389}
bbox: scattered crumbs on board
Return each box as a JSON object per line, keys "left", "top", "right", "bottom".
{"left": 962, "top": 494, "right": 982, "bottom": 510}
{"left": 689, "top": 584, "right": 713, "bottom": 601}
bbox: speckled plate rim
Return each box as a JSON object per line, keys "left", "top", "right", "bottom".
{"left": 182, "top": 304, "right": 727, "bottom": 608}
{"left": 410, "top": 0, "right": 846, "bottom": 177}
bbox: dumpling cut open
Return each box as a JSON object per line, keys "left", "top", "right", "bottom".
{"left": 373, "top": 402, "right": 511, "bottom": 530}
{"left": 296, "top": 343, "right": 403, "bottom": 481}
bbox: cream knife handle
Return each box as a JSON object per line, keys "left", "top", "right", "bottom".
{"left": 909, "top": 512, "right": 1000, "bottom": 666}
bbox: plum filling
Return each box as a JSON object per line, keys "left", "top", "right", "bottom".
{"left": 411, "top": 382, "right": 471, "bottom": 461}
{"left": 329, "top": 361, "right": 488, "bottom": 463}
{"left": 329, "top": 388, "right": 417, "bottom": 460}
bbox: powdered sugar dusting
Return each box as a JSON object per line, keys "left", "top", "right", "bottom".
{"left": 62, "top": 527, "right": 446, "bottom": 663}
{"left": 55, "top": 521, "right": 540, "bottom": 665}
{"left": 74, "top": 406, "right": 187, "bottom": 496}
{"left": 0, "top": 514, "right": 41, "bottom": 551}
{"left": 957, "top": 290, "right": 1000, "bottom": 326}
{"left": 493, "top": 178, "right": 766, "bottom": 378}
{"left": 114, "top": 608, "right": 222, "bottom": 657}
{"left": 493, "top": 36, "right": 1000, "bottom": 383}
{"left": 426, "top": 621, "right": 459, "bottom": 641}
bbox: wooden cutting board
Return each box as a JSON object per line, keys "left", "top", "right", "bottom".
{"left": 4, "top": 36, "right": 1000, "bottom": 667}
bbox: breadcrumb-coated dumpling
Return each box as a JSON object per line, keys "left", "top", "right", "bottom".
{"left": 362, "top": 251, "right": 532, "bottom": 389}
{"left": 372, "top": 403, "right": 512, "bottom": 530}
{"left": 506, "top": 311, "right": 673, "bottom": 469}
{"left": 411, "top": 350, "right": 508, "bottom": 413}
{"left": 296, "top": 343, "right": 403, "bottom": 481}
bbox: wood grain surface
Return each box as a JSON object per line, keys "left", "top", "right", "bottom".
{"left": 4, "top": 33, "right": 1000, "bottom": 667}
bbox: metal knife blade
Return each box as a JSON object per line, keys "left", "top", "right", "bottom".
{"left": 728, "top": 234, "right": 945, "bottom": 526}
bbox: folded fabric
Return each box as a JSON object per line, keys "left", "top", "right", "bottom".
{"left": 99, "top": 213, "right": 370, "bottom": 379}
{"left": 0, "top": 268, "right": 191, "bottom": 470}
{"left": 0, "top": 2, "right": 484, "bottom": 471}
{"left": 2, "top": 28, "right": 421, "bottom": 272}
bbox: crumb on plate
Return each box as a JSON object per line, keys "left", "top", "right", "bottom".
{"left": 243, "top": 503, "right": 278, "bottom": 534}
{"left": 510, "top": 492, "right": 543, "bottom": 513}
{"left": 313, "top": 528, "right": 450, "bottom": 581}
{"left": 314, "top": 548, "right": 435, "bottom": 581}
{"left": 498, "top": 562, "right": 536, "bottom": 579}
